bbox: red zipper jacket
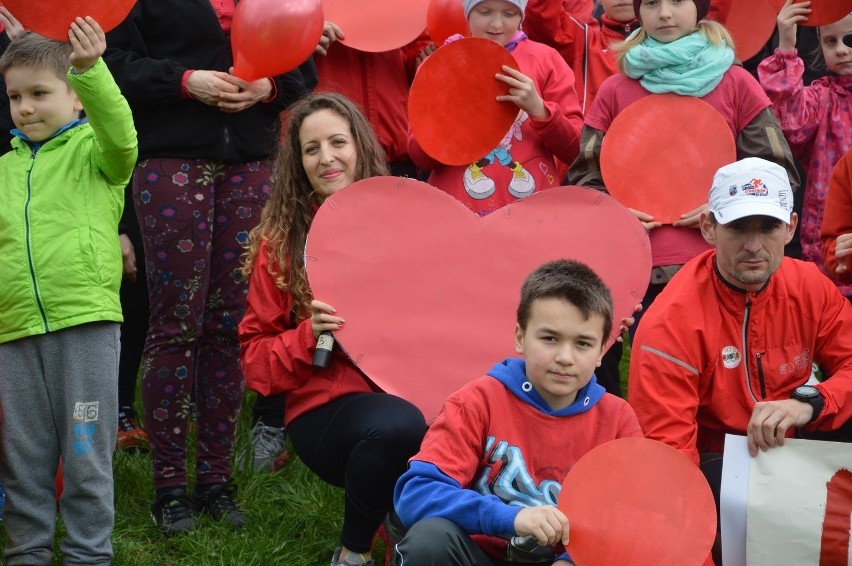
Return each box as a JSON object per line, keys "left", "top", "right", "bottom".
{"left": 238, "top": 241, "right": 376, "bottom": 425}
{"left": 629, "top": 249, "right": 852, "bottom": 465}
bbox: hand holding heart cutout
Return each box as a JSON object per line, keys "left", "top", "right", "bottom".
{"left": 305, "top": 177, "right": 651, "bottom": 421}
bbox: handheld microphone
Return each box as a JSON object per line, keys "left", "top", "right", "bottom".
{"left": 312, "top": 331, "right": 334, "bottom": 368}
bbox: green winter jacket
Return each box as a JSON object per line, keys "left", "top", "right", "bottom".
{"left": 0, "top": 58, "right": 138, "bottom": 344}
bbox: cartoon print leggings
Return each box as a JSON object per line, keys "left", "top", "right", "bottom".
{"left": 133, "top": 157, "right": 271, "bottom": 489}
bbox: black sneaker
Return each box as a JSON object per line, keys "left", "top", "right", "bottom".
{"left": 195, "top": 480, "right": 247, "bottom": 529}
{"left": 151, "top": 488, "right": 198, "bottom": 536}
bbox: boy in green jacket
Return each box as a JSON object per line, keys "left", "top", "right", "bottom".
{"left": 0, "top": 17, "right": 137, "bottom": 565}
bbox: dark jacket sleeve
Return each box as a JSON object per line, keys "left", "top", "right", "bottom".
{"left": 735, "top": 107, "right": 801, "bottom": 193}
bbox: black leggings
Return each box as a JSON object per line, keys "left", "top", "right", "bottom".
{"left": 288, "top": 393, "right": 427, "bottom": 553}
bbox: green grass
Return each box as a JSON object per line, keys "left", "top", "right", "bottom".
{"left": 6, "top": 340, "right": 634, "bottom": 565}
{"left": 2, "top": 391, "right": 385, "bottom": 566}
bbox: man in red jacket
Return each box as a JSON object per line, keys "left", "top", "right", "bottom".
{"left": 629, "top": 157, "right": 852, "bottom": 562}
{"left": 630, "top": 157, "right": 852, "bottom": 463}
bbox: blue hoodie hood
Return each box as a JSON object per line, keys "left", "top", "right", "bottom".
{"left": 487, "top": 357, "right": 606, "bottom": 416}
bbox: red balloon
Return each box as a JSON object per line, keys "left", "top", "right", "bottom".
{"left": 1, "top": 0, "right": 136, "bottom": 41}
{"left": 231, "top": 0, "right": 324, "bottom": 82}
{"left": 427, "top": 0, "right": 470, "bottom": 44}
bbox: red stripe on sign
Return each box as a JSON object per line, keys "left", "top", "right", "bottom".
{"left": 820, "top": 468, "right": 852, "bottom": 566}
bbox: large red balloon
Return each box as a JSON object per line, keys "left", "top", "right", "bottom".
{"left": 427, "top": 0, "right": 470, "bottom": 44}
{"left": 1, "top": 0, "right": 136, "bottom": 41}
{"left": 231, "top": 0, "right": 324, "bottom": 82}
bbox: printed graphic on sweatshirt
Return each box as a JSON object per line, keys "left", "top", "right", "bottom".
{"left": 474, "top": 435, "right": 561, "bottom": 508}
{"left": 463, "top": 113, "right": 536, "bottom": 201}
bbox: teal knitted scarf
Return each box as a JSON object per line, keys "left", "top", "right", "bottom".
{"left": 622, "top": 29, "right": 735, "bottom": 97}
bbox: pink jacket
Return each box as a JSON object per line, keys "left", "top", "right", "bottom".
{"left": 758, "top": 49, "right": 852, "bottom": 296}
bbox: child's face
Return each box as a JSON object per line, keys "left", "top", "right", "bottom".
{"left": 600, "top": 0, "right": 638, "bottom": 24}
{"left": 5, "top": 66, "right": 81, "bottom": 143}
{"left": 514, "top": 297, "right": 606, "bottom": 411}
{"left": 819, "top": 15, "right": 852, "bottom": 76}
{"left": 468, "top": 0, "right": 523, "bottom": 47}
{"left": 639, "top": 0, "right": 697, "bottom": 43}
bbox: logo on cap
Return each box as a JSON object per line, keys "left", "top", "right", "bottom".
{"left": 728, "top": 184, "right": 737, "bottom": 196}
{"left": 741, "top": 178, "right": 767, "bottom": 196}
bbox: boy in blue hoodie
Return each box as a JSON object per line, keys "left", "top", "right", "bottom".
{"left": 393, "top": 259, "right": 642, "bottom": 565}
{"left": 0, "top": 18, "right": 136, "bottom": 565}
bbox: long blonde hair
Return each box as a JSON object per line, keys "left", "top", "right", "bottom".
{"left": 242, "top": 93, "right": 389, "bottom": 319}
{"left": 614, "top": 20, "right": 735, "bottom": 71}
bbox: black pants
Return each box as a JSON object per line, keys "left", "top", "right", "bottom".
{"left": 252, "top": 393, "right": 285, "bottom": 428}
{"left": 396, "top": 517, "right": 552, "bottom": 566}
{"left": 118, "top": 185, "right": 149, "bottom": 415}
{"left": 288, "top": 393, "right": 427, "bottom": 553}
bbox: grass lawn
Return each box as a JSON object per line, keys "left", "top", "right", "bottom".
{"left": 4, "top": 339, "right": 632, "bottom": 565}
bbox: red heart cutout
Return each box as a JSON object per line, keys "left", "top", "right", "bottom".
{"left": 558, "top": 438, "right": 717, "bottom": 566}
{"left": 306, "top": 178, "right": 651, "bottom": 421}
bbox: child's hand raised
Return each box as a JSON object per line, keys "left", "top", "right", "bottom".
{"left": 496, "top": 65, "right": 548, "bottom": 120}
{"left": 68, "top": 17, "right": 105, "bottom": 74}
{"left": 513, "top": 505, "right": 569, "bottom": 547}
{"left": 777, "top": 0, "right": 811, "bottom": 51}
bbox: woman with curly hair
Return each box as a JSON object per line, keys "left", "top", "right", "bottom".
{"left": 239, "top": 93, "right": 427, "bottom": 566}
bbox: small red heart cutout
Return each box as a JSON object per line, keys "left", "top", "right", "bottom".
{"left": 306, "top": 178, "right": 651, "bottom": 420}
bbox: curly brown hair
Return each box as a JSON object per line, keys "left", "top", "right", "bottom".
{"left": 242, "top": 93, "right": 389, "bottom": 319}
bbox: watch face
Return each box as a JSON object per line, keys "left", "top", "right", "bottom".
{"left": 795, "top": 385, "right": 820, "bottom": 399}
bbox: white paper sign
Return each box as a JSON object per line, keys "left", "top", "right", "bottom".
{"left": 721, "top": 434, "right": 852, "bottom": 566}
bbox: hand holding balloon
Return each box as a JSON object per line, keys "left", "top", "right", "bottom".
{"left": 185, "top": 70, "right": 240, "bottom": 107}
{"left": 218, "top": 70, "right": 274, "bottom": 113}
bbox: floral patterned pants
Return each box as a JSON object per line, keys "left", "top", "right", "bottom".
{"left": 133, "top": 157, "right": 271, "bottom": 489}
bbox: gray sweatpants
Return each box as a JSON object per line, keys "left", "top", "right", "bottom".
{"left": 0, "top": 322, "right": 119, "bottom": 566}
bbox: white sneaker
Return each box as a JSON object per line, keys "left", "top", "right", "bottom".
{"left": 331, "top": 548, "right": 375, "bottom": 566}
{"left": 508, "top": 162, "right": 535, "bottom": 198}
{"left": 250, "top": 422, "right": 287, "bottom": 472}
{"left": 463, "top": 163, "right": 496, "bottom": 199}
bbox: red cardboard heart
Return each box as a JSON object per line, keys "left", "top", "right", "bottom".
{"left": 305, "top": 177, "right": 651, "bottom": 421}
{"left": 558, "top": 438, "right": 717, "bottom": 566}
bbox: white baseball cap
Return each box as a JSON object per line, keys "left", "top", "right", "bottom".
{"left": 708, "top": 158, "right": 794, "bottom": 225}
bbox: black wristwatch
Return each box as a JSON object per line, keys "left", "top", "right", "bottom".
{"left": 791, "top": 385, "right": 824, "bottom": 423}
